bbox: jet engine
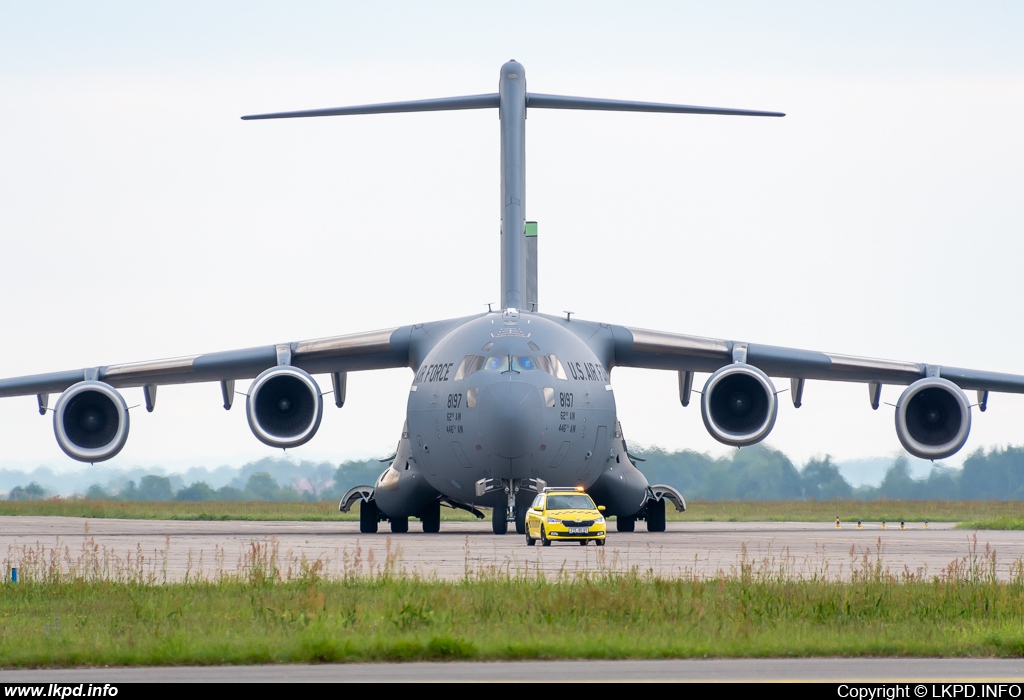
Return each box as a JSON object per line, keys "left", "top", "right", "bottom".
{"left": 894, "top": 377, "right": 971, "bottom": 460}
{"left": 53, "top": 381, "right": 130, "bottom": 462}
{"left": 246, "top": 366, "right": 323, "bottom": 448}
{"left": 701, "top": 364, "right": 778, "bottom": 447}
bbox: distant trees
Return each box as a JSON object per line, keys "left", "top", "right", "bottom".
{"left": 7, "top": 482, "right": 46, "bottom": 500}
{"left": 40, "top": 444, "right": 1024, "bottom": 503}
{"left": 800, "top": 455, "right": 853, "bottom": 501}
{"left": 175, "top": 482, "right": 217, "bottom": 502}
{"left": 635, "top": 444, "right": 803, "bottom": 501}
{"left": 633, "top": 444, "right": 1024, "bottom": 501}
{"left": 959, "top": 446, "right": 1024, "bottom": 500}
{"left": 71, "top": 458, "right": 390, "bottom": 503}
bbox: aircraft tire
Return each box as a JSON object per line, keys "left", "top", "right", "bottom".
{"left": 616, "top": 516, "right": 636, "bottom": 533}
{"left": 421, "top": 501, "right": 441, "bottom": 533}
{"left": 540, "top": 526, "right": 551, "bottom": 547}
{"left": 390, "top": 517, "right": 409, "bottom": 534}
{"left": 514, "top": 508, "right": 527, "bottom": 535}
{"left": 492, "top": 506, "right": 508, "bottom": 535}
{"left": 514, "top": 491, "right": 532, "bottom": 535}
{"left": 359, "top": 500, "right": 379, "bottom": 534}
{"left": 646, "top": 499, "right": 667, "bottom": 532}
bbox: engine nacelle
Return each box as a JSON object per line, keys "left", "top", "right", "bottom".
{"left": 246, "top": 366, "right": 323, "bottom": 448}
{"left": 53, "top": 381, "right": 130, "bottom": 462}
{"left": 701, "top": 364, "right": 778, "bottom": 447}
{"left": 895, "top": 377, "right": 971, "bottom": 459}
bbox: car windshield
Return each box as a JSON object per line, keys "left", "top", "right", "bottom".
{"left": 545, "top": 494, "right": 596, "bottom": 510}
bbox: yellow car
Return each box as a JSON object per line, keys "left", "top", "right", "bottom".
{"left": 525, "top": 488, "right": 606, "bottom": 546}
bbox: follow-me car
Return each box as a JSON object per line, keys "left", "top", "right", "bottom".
{"left": 2, "top": 61, "right": 1024, "bottom": 538}
{"left": 525, "top": 487, "right": 607, "bottom": 547}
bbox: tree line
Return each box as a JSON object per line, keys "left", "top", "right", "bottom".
{"left": 7, "top": 445, "right": 1024, "bottom": 502}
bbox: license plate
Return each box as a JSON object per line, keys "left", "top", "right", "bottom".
{"left": 568, "top": 527, "right": 590, "bottom": 534}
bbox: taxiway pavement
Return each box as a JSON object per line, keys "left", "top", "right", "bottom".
{"left": 3, "top": 516, "right": 1021, "bottom": 582}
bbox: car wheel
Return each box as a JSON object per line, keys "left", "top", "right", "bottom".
{"left": 579, "top": 540, "right": 588, "bottom": 546}
{"left": 525, "top": 529, "right": 535, "bottom": 546}
{"left": 596, "top": 538, "right": 605, "bottom": 547}
{"left": 540, "top": 526, "right": 551, "bottom": 547}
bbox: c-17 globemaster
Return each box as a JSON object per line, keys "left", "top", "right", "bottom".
{"left": 3, "top": 60, "right": 1024, "bottom": 537}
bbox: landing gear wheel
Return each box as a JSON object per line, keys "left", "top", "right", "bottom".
{"left": 492, "top": 505, "right": 508, "bottom": 535}
{"left": 421, "top": 501, "right": 441, "bottom": 534}
{"left": 540, "top": 526, "right": 551, "bottom": 547}
{"left": 390, "top": 516, "right": 409, "bottom": 534}
{"left": 359, "top": 500, "right": 379, "bottom": 534}
{"left": 616, "top": 516, "right": 636, "bottom": 533}
{"left": 646, "top": 498, "right": 666, "bottom": 532}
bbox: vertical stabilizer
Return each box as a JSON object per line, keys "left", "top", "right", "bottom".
{"left": 498, "top": 60, "right": 527, "bottom": 310}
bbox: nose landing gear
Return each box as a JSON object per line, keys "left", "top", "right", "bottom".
{"left": 476, "top": 477, "right": 547, "bottom": 535}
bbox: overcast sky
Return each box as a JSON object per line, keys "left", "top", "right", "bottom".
{"left": 1, "top": 1, "right": 1022, "bottom": 474}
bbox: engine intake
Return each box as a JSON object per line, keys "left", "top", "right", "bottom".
{"left": 701, "top": 364, "right": 778, "bottom": 447}
{"left": 246, "top": 366, "right": 323, "bottom": 448}
{"left": 895, "top": 377, "right": 971, "bottom": 459}
{"left": 53, "top": 381, "right": 130, "bottom": 462}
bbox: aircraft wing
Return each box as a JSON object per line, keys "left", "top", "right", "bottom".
{"left": 612, "top": 325, "right": 1024, "bottom": 394}
{"left": 0, "top": 327, "right": 411, "bottom": 399}
{"left": 0, "top": 324, "right": 425, "bottom": 462}
{"left": 607, "top": 324, "right": 1024, "bottom": 459}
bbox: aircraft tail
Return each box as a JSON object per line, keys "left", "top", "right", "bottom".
{"left": 243, "top": 63, "right": 784, "bottom": 311}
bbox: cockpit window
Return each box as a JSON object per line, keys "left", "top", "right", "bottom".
{"left": 455, "top": 354, "right": 486, "bottom": 381}
{"left": 547, "top": 354, "right": 568, "bottom": 381}
{"left": 512, "top": 355, "right": 538, "bottom": 371}
{"left": 484, "top": 355, "right": 510, "bottom": 372}
{"left": 456, "top": 353, "right": 568, "bottom": 379}
{"left": 453, "top": 355, "right": 475, "bottom": 382}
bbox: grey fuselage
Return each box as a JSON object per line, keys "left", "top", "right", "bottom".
{"left": 372, "top": 310, "right": 650, "bottom": 519}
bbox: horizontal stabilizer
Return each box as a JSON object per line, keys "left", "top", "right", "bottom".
{"left": 242, "top": 93, "right": 499, "bottom": 120}
{"left": 526, "top": 93, "right": 784, "bottom": 118}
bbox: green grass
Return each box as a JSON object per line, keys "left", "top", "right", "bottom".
{"left": 3, "top": 554, "right": 1024, "bottom": 667}
{"left": 959, "top": 517, "right": 1024, "bottom": 531}
{"left": 3, "top": 507, "right": 1024, "bottom": 666}
{"left": 4, "top": 498, "right": 1022, "bottom": 524}
{"left": 0, "top": 499, "right": 354, "bottom": 521}
{"left": 672, "top": 500, "right": 1024, "bottom": 524}
{"left": 0, "top": 499, "right": 485, "bottom": 521}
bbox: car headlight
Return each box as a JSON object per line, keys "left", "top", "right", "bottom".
{"left": 547, "top": 517, "right": 561, "bottom": 525}
{"left": 594, "top": 517, "right": 605, "bottom": 524}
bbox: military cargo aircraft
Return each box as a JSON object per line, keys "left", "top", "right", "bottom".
{"left": 3, "top": 60, "right": 1023, "bottom": 536}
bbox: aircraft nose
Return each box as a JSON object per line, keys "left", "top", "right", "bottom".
{"left": 477, "top": 379, "right": 543, "bottom": 459}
